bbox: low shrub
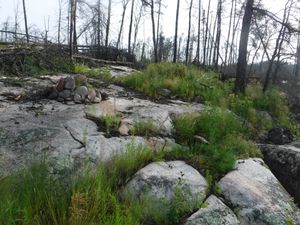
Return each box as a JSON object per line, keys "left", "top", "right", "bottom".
{"left": 101, "top": 114, "right": 122, "bottom": 136}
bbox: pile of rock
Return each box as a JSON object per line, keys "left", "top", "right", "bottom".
{"left": 48, "top": 75, "right": 102, "bottom": 104}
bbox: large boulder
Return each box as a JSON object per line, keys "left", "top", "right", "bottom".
{"left": 259, "top": 143, "right": 300, "bottom": 205}
{"left": 124, "top": 161, "right": 207, "bottom": 204}
{"left": 219, "top": 158, "right": 300, "bottom": 225}
{"left": 184, "top": 195, "right": 240, "bottom": 225}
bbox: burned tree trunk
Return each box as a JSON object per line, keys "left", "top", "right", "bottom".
{"left": 173, "top": 0, "right": 180, "bottom": 63}
{"left": 22, "top": 0, "right": 29, "bottom": 43}
{"left": 234, "top": 0, "right": 254, "bottom": 94}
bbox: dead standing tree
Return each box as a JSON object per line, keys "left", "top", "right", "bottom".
{"left": 173, "top": 0, "right": 180, "bottom": 63}
{"left": 234, "top": 0, "right": 255, "bottom": 94}
{"left": 142, "top": 0, "right": 158, "bottom": 62}
{"left": 116, "top": 0, "right": 130, "bottom": 49}
{"left": 22, "top": 0, "right": 29, "bottom": 43}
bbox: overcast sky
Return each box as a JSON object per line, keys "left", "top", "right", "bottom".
{"left": 0, "top": 0, "right": 288, "bottom": 45}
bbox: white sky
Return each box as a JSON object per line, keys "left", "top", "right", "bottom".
{"left": 0, "top": 0, "right": 288, "bottom": 45}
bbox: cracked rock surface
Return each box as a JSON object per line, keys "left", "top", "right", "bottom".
{"left": 0, "top": 74, "right": 203, "bottom": 176}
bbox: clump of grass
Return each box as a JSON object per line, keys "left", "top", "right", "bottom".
{"left": 0, "top": 143, "right": 157, "bottom": 225}
{"left": 172, "top": 113, "right": 199, "bottom": 146}
{"left": 132, "top": 119, "right": 160, "bottom": 138}
{"left": 74, "top": 63, "right": 111, "bottom": 80}
{"left": 172, "top": 107, "right": 261, "bottom": 179}
{"left": 101, "top": 114, "right": 122, "bottom": 136}
{"left": 119, "top": 63, "right": 207, "bottom": 101}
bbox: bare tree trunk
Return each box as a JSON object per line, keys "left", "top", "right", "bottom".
{"left": 57, "top": 0, "right": 62, "bottom": 44}
{"left": 185, "top": 0, "right": 193, "bottom": 65}
{"left": 209, "top": 14, "right": 216, "bottom": 66}
{"left": 69, "top": 0, "right": 75, "bottom": 57}
{"left": 213, "top": 0, "right": 222, "bottom": 70}
{"left": 14, "top": 2, "right": 20, "bottom": 42}
{"left": 263, "top": 0, "right": 293, "bottom": 92}
{"left": 132, "top": 5, "right": 143, "bottom": 54}
{"left": 116, "top": 0, "right": 129, "bottom": 49}
{"left": 73, "top": 0, "right": 77, "bottom": 53}
{"left": 128, "top": 0, "right": 135, "bottom": 53}
{"left": 203, "top": 0, "right": 211, "bottom": 66}
{"left": 228, "top": 0, "right": 238, "bottom": 65}
{"left": 105, "top": 0, "right": 112, "bottom": 47}
{"left": 149, "top": 0, "right": 158, "bottom": 62}
{"left": 296, "top": 19, "right": 300, "bottom": 77}
{"left": 156, "top": 0, "right": 162, "bottom": 50}
{"left": 173, "top": 0, "right": 180, "bottom": 63}
{"left": 97, "top": 0, "right": 102, "bottom": 46}
{"left": 234, "top": 0, "right": 254, "bottom": 94}
{"left": 22, "top": 0, "right": 29, "bottom": 43}
{"left": 196, "top": 0, "right": 201, "bottom": 63}
{"left": 224, "top": 0, "right": 235, "bottom": 68}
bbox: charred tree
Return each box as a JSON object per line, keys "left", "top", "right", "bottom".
{"left": 22, "top": 0, "right": 29, "bottom": 43}
{"left": 173, "top": 0, "right": 180, "bottom": 63}
{"left": 185, "top": 0, "right": 193, "bottom": 65}
{"left": 234, "top": 0, "right": 255, "bottom": 94}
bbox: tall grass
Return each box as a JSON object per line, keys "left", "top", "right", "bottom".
{"left": 0, "top": 143, "right": 155, "bottom": 225}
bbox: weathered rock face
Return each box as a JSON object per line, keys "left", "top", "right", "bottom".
{"left": 184, "top": 195, "right": 240, "bottom": 225}
{"left": 266, "top": 127, "right": 294, "bottom": 145}
{"left": 219, "top": 158, "right": 300, "bottom": 225}
{"left": 124, "top": 161, "right": 207, "bottom": 204}
{"left": 259, "top": 143, "right": 300, "bottom": 205}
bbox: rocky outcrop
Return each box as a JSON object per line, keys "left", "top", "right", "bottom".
{"left": 124, "top": 161, "right": 207, "bottom": 205}
{"left": 219, "top": 158, "right": 300, "bottom": 225}
{"left": 184, "top": 195, "right": 240, "bottom": 225}
{"left": 259, "top": 143, "right": 300, "bottom": 205}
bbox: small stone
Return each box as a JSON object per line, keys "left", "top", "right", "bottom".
{"left": 119, "top": 119, "right": 130, "bottom": 136}
{"left": 57, "top": 97, "right": 64, "bottom": 102}
{"left": 100, "top": 92, "right": 109, "bottom": 100}
{"left": 56, "top": 78, "right": 65, "bottom": 92}
{"left": 74, "top": 74, "right": 87, "bottom": 86}
{"left": 48, "top": 87, "right": 58, "bottom": 99}
{"left": 74, "top": 94, "right": 84, "bottom": 104}
{"left": 87, "top": 88, "right": 97, "bottom": 101}
{"left": 64, "top": 76, "right": 76, "bottom": 90}
{"left": 74, "top": 86, "right": 88, "bottom": 99}
{"left": 92, "top": 97, "right": 101, "bottom": 103}
{"left": 58, "top": 90, "right": 72, "bottom": 100}
{"left": 158, "top": 88, "right": 171, "bottom": 97}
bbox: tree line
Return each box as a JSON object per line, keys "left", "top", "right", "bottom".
{"left": 0, "top": 0, "right": 300, "bottom": 93}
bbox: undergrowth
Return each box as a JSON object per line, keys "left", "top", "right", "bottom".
{"left": 119, "top": 62, "right": 299, "bottom": 137}
{"left": 0, "top": 143, "right": 156, "bottom": 225}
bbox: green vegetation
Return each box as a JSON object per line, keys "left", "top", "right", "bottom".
{"left": 132, "top": 119, "right": 160, "bottom": 138}
{"left": 172, "top": 108, "right": 261, "bottom": 180}
{"left": 0, "top": 45, "right": 74, "bottom": 76}
{"left": 100, "top": 114, "right": 122, "bottom": 136}
{"left": 120, "top": 62, "right": 299, "bottom": 136}
{"left": 119, "top": 62, "right": 206, "bottom": 101}
{"left": 74, "top": 63, "right": 111, "bottom": 80}
{"left": 0, "top": 143, "right": 200, "bottom": 225}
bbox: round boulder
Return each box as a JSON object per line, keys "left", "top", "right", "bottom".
{"left": 124, "top": 161, "right": 207, "bottom": 204}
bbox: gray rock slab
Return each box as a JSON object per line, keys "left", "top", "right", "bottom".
{"left": 219, "top": 158, "right": 300, "bottom": 225}
{"left": 184, "top": 195, "right": 240, "bottom": 225}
